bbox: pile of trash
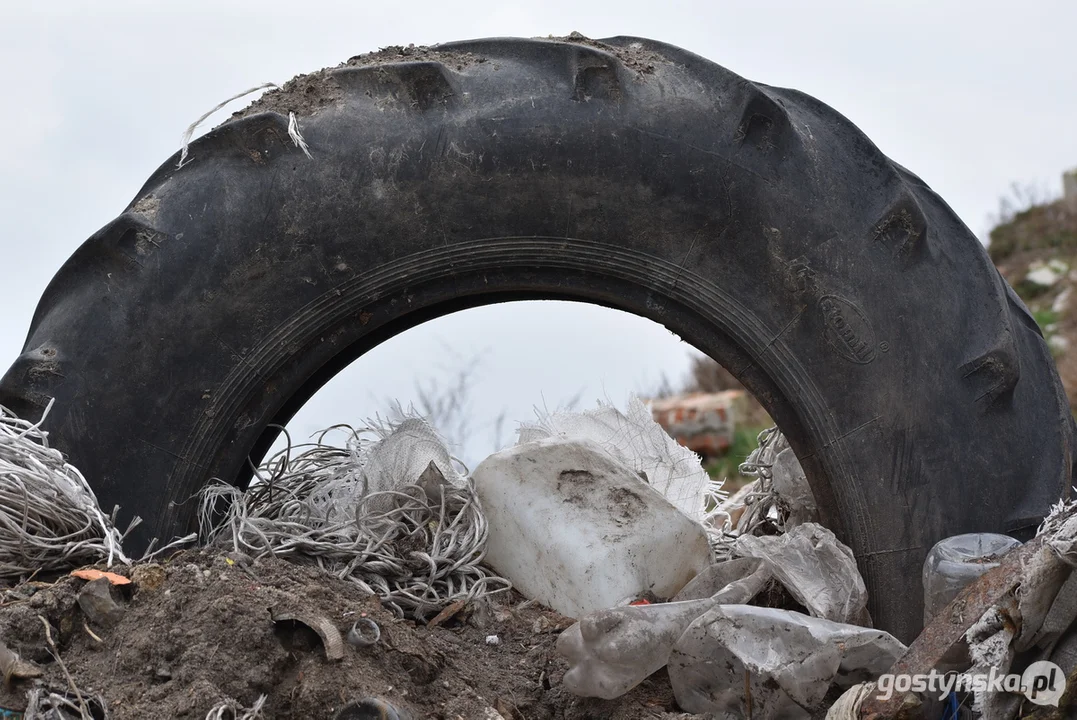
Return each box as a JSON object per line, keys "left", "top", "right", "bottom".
{"left": 0, "top": 400, "right": 130, "bottom": 579}
{"left": 541, "top": 424, "right": 904, "bottom": 717}
{"left": 198, "top": 417, "right": 510, "bottom": 619}
{"left": 0, "top": 396, "right": 1074, "bottom": 719}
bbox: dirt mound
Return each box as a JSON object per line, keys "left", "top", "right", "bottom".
{"left": 993, "top": 194, "right": 1077, "bottom": 411}
{"left": 0, "top": 552, "right": 694, "bottom": 719}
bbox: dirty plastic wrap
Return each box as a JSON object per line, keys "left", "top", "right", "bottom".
{"left": 559, "top": 560, "right": 770, "bottom": 699}
{"left": 770, "top": 447, "right": 817, "bottom": 527}
{"left": 962, "top": 502, "right": 1077, "bottom": 717}
{"left": 736, "top": 523, "right": 870, "bottom": 625}
{"left": 825, "top": 683, "right": 877, "bottom": 720}
{"left": 966, "top": 602, "right": 1021, "bottom": 720}
{"left": 1014, "top": 540, "right": 1074, "bottom": 652}
{"left": 672, "top": 558, "right": 766, "bottom": 602}
{"left": 668, "top": 605, "right": 906, "bottom": 717}
{"left": 921, "top": 533, "right": 1021, "bottom": 624}
{"left": 1018, "top": 504, "right": 1077, "bottom": 651}
{"left": 557, "top": 597, "right": 718, "bottom": 699}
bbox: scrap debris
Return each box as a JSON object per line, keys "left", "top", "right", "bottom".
{"left": 198, "top": 415, "right": 511, "bottom": 619}
{"left": 76, "top": 577, "right": 125, "bottom": 628}
{"left": 269, "top": 607, "right": 346, "bottom": 662}
{"left": 0, "top": 401, "right": 129, "bottom": 581}
{"left": 859, "top": 499, "right": 1077, "bottom": 719}
{"left": 0, "top": 396, "right": 1072, "bottom": 719}
{"left": 69, "top": 569, "right": 130, "bottom": 586}
{"left": 345, "top": 617, "right": 380, "bottom": 648}
{"left": 0, "top": 639, "right": 42, "bottom": 686}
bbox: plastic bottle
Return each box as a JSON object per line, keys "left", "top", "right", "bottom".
{"left": 472, "top": 438, "right": 711, "bottom": 618}
{"left": 922, "top": 533, "right": 1021, "bottom": 624}
{"left": 556, "top": 597, "right": 717, "bottom": 699}
{"left": 557, "top": 561, "right": 771, "bottom": 699}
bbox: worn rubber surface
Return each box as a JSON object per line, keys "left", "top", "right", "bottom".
{"left": 1, "top": 36, "right": 1072, "bottom": 641}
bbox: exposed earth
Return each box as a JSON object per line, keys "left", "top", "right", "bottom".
{"left": 0, "top": 551, "right": 697, "bottom": 720}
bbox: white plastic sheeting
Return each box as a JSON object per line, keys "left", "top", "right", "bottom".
{"left": 558, "top": 558, "right": 770, "bottom": 699}
{"left": 737, "top": 523, "right": 870, "bottom": 625}
{"left": 669, "top": 605, "right": 905, "bottom": 717}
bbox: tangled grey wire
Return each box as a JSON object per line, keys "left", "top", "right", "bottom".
{"left": 0, "top": 400, "right": 129, "bottom": 581}
{"left": 709, "top": 426, "right": 788, "bottom": 560}
{"left": 23, "top": 686, "right": 109, "bottom": 720}
{"left": 199, "top": 420, "right": 510, "bottom": 619}
{"left": 733, "top": 426, "right": 789, "bottom": 537}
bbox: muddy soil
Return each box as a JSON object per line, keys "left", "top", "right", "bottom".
{"left": 232, "top": 33, "right": 665, "bottom": 123}
{"left": 0, "top": 551, "right": 698, "bottom": 719}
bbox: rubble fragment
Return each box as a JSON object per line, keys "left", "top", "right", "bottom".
{"left": 77, "top": 576, "right": 125, "bottom": 628}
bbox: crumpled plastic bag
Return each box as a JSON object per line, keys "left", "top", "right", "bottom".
{"left": 673, "top": 558, "right": 766, "bottom": 602}
{"left": 668, "top": 605, "right": 906, "bottom": 717}
{"left": 825, "top": 683, "right": 877, "bottom": 720}
{"left": 558, "top": 597, "right": 717, "bottom": 699}
{"left": 770, "top": 447, "right": 817, "bottom": 526}
{"left": 559, "top": 559, "right": 770, "bottom": 699}
{"left": 1016, "top": 505, "right": 1077, "bottom": 651}
{"left": 736, "top": 522, "right": 870, "bottom": 625}
{"left": 966, "top": 602, "right": 1021, "bottom": 720}
{"left": 963, "top": 502, "right": 1077, "bottom": 717}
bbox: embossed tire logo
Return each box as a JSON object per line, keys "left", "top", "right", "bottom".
{"left": 820, "top": 295, "right": 877, "bottom": 364}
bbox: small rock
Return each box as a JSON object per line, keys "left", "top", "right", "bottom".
{"left": 131, "top": 564, "right": 166, "bottom": 593}
{"left": 466, "top": 598, "right": 497, "bottom": 629}
{"left": 78, "top": 577, "right": 125, "bottom": 628}
{"left": 485, "top": 634, "right": 500, "bottom": 646}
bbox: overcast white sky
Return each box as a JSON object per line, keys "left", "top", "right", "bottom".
{"left": 2, "top": 1, "right": 1075, "bottom": 464}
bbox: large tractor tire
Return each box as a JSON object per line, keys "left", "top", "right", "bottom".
{"left": 1, "top": 36, "right": 1071, "bottom": 641}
